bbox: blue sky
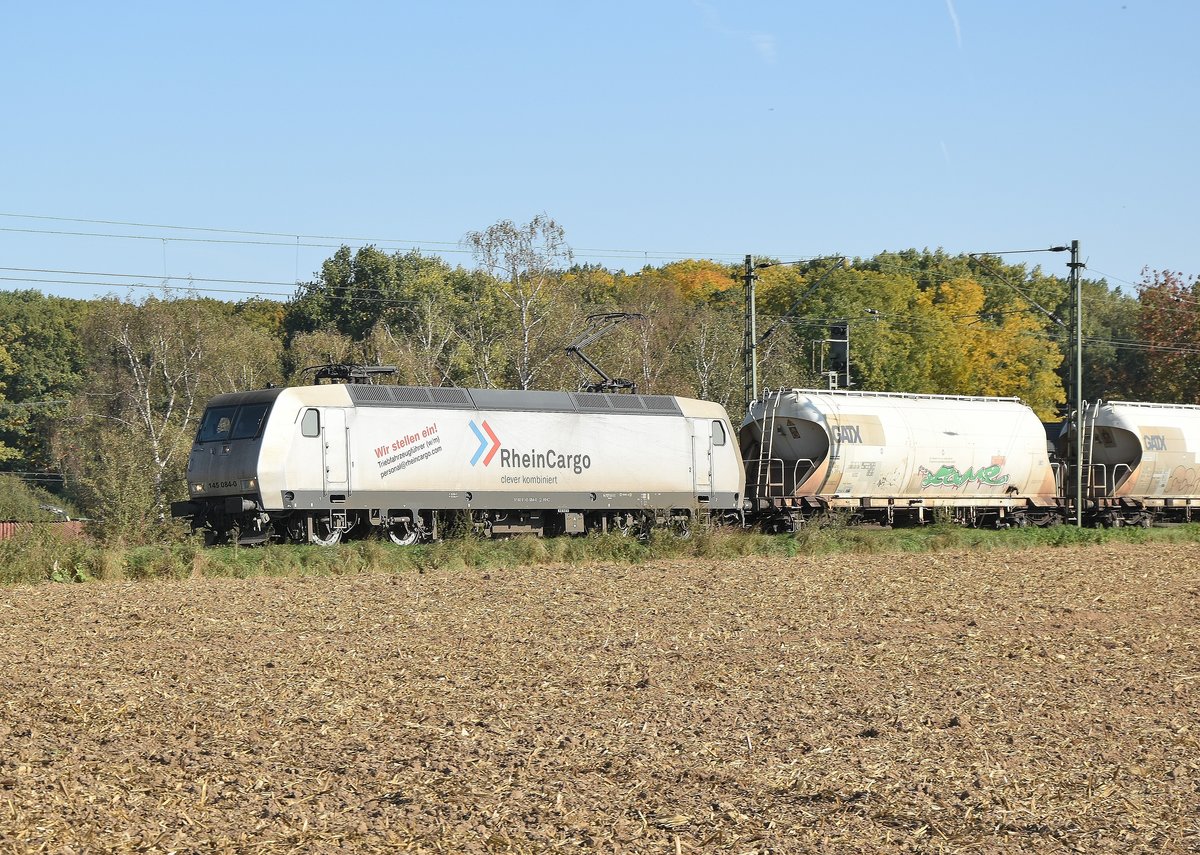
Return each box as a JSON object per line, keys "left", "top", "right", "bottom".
{"left": 1, "top": 1, "right": 1196, "bottom": 302}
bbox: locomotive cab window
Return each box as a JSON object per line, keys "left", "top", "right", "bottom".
{"left": 712, "top": 420, "right": 727, "bottom": 446}
{"left": 301, "top": 408, "right": 320, "bottom": 437}
{"left": 197, "top": 406, "right": 237, "bottom": 443}
{"left": 231, "top": 403, "right": 271, "bottom": 440}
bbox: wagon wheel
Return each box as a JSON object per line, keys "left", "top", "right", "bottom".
{"left": 308, "top": 514, "right": 343, "bottom": 546}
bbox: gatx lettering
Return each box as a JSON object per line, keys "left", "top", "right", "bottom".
{"left": 833, "top": 425, "right": 863, "bottom": 443}
{"left": 1144, "top": 434, "right": 1167, "bottom": 451}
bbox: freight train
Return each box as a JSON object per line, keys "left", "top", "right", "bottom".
{"left": 1079, "top": 399, "right": 1200, "bottom": 526}
{"left": 171, "top": 377, "right": 1200, "bottom": 545}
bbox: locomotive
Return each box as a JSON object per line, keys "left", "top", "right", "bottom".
{"left": 170, "top": 381, "right": 745, "bottom": 546}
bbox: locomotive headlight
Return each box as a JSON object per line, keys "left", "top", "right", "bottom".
{"left": 242, "top": 478, "right": 258, "bottom": 491}
{"left": 192, "top": 482, "right": 205, "bottom": 493}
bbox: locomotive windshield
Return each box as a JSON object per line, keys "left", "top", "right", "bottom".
{"left": 197, "top": 403, "right": 271, "bottom": 443}
{"left": 231, "top": 403, "right": 271, "bottom": 439}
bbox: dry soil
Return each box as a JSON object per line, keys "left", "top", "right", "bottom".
{"left": 1, "top": 543, "right": 1198, "bottom": 853}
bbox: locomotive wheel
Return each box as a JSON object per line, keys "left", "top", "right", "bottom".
{"left": 284, "top": 516, "right": 310, "bottom": 544}
{"left": 308, "top": 514, "right": 343, "bottom": 546}
{"left": 670, "top": 516, "right": 693, "bottom": 540}
{"left": 386, "top": 520, "right": 420, "bottom": 546}
{"left": 202, "top": 523, "right": 240, "bottom": 546}
{"left": 611, "top": 514, "right": 638, "bottom": 537}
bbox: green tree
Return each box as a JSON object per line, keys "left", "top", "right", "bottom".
{"left": 0, "top": 292, "right": 87, "bottom": 470}
{"left": 284, "top": 244, "right": 402, "bottom": 342}
{"left": 371, "top": 260, "right": 480, "bottom": 387}
{"left": 1079, "top": 277, "right": 1144, "bottom": 401}
{"left": 285, "top": 329, "right": 357, "bottom": 383}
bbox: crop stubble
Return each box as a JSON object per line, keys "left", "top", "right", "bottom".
{"left": 1, "top": 542, "right": 1198, "bottom": 853}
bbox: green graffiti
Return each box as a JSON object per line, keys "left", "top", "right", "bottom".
{"left": 920, "top": 464, "right": 1010, "bottom": 489}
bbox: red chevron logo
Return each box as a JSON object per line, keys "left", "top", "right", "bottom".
{"left": 469, "top": 419, "right": 502, "bottom": 466}
{"left": 481, "top": 420, "right": 500, "bottom": 465}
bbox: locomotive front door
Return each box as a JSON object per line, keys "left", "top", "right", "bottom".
{"left": 691, "top": 418, "right": 713, "bottom": 497}
{"left": 322, "top": 408, "right": 350, "bottom": 495}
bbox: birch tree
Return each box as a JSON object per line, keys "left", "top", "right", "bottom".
{"left": 59, "top": 297, "right": 272, "bottom": 538}
{"left": 464, "top": 215, "right": 574, "bottom": 390}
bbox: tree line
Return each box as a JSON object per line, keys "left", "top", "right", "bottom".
{"left": 0, "top": 215, "right": 1191, "bottom": 540}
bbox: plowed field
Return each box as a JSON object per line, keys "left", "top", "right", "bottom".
{"left": 2, "top": 543, "right": 1199, "bottom": 853}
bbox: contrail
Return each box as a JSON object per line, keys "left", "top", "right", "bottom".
{"left": 945, "top": 0, "right": 963, "bottom": 49}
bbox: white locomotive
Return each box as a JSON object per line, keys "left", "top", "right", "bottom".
{"left": 171, "top": 382, "right": 745, "bottom": 545}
